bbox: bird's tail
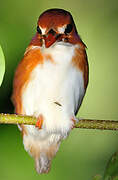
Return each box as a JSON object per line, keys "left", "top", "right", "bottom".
{"left": 23, "top": 128, "right": 61, "bottom": 174}
{"left": 34, "top": 142, "right": 60, "bottom": 174}
{"left": 35, "top": 153, "right": 51, "bottom": 174}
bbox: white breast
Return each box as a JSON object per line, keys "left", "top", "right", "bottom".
{"left": 22, "top": 42, "right": 85, "bottom": 138}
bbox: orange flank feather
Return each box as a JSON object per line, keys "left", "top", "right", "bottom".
{"left": 44, "top": 54, "right": 55, "bottom": 63}
{"left": 12, "top": 46, "right": 43, "bottom": 114}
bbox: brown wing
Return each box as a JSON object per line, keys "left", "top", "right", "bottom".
{"left": 72, "top": 42, "right": 89, "bottom": 114}
{"left": 72, "top": 42, "right": 89, "bottom": 90}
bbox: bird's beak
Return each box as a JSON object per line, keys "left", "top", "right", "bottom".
{"left": 43, "top": 29, "right": 61, "bottom": 48}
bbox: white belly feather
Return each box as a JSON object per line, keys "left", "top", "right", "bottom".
{"left": 22, "top": 43, "right": 84, "bottom": 141}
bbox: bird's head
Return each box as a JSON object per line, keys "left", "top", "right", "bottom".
{"left": 31, "top": 9, "right": 82, "bottom": 48}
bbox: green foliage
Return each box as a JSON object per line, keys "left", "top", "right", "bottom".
{"left": 0, "top": 45, "right": 5, "bottom": 87}
{"left": 112, "top": 177, "right": 118, "bottom": 180}
{"left": 93, "top": 175, "right": 102, "bottom": 180}
{"left": 93, "top": 152, "right": 118, "bottom": 180}
{"left": 104, "top": 152, "right": 118, "bottom": 180}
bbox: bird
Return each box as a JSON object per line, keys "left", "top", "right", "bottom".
{"left": 12, "top": 8, "right": 89, "bottom": 174}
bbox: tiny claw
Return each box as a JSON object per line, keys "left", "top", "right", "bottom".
{"left": 71, "top": 117, "right": 76, "bottom": 129}
{"left": 36, "top": 114, "right": 43, "bottom": 129}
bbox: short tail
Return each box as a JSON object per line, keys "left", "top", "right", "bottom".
{"left": 35, "top": 153, "right": 51, "bottom": 174}
{"left": 23, "top": 129, "right": 61, "bottom": 174}
{"left": 34, "top": 141, "right": 60, "bottom": 174}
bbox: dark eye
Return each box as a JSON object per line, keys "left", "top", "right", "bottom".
{"left": 65, "top": 24, "right": 73, "bottom": 34}
{"left": 37, "top": 26, "right": 42, "bottom": 34}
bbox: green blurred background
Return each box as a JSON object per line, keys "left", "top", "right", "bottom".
{"left": 0, "top": 0, "right": 118, "bottom": 179}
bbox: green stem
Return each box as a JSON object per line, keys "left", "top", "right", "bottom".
{"left": 0, "top": 113, "right": 37, "bottom": 125}
{"left": 0, "top": 113, "right": 118, "bottom": 131}
{"left": 76, "top": 119, "right": 118, "bottom": 130}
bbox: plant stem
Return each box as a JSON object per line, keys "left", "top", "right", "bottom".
{"left": 76, "top": 119, "right": 118, "bottom": 130}
{"left": 0, "top": 113, "right": 37, "bottom": 125}
{"left": 0, "top": 113, "right": 118, "bottom": 131}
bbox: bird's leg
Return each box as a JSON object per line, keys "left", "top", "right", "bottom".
{"left": 36, "top": 114, "right": 43, "bottom": 129}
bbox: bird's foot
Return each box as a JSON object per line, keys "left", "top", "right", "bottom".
{"left": 71, "top": 117, "right": 76, "bottom": 129}
{"left": 36, "top": 114, "right": 43, "bottom": 129}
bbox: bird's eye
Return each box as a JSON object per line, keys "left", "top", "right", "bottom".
{"left": 37, "top": 26, "right": 42, "bottom": 34}
{"left": 64, "top": 24, "right": 73, "bottom": 34}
